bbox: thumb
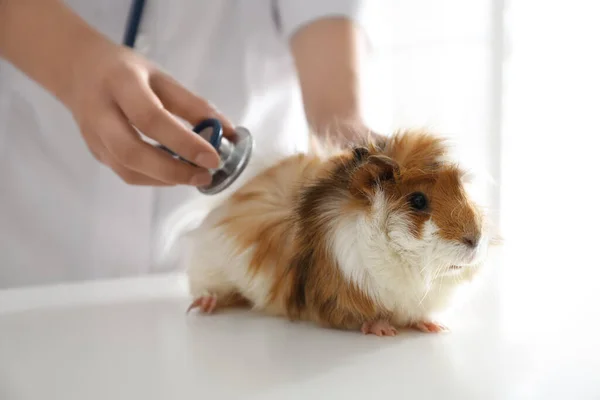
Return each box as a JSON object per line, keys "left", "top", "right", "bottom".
{"left": 149, "top": 70, "right": 237, "bottom": 140}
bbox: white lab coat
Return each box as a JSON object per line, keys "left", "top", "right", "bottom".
{"left": 0, "top": 0, "right": 370, "bottom": 288}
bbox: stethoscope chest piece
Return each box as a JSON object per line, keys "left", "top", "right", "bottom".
{"left": 123, "top": 2, "right": 253, "bottom": 195}
{"left": 198, "top": 121, "right": 254, "bottom": 195}
{"left": 157, "top": 118, "right": 254, "bottom": 195}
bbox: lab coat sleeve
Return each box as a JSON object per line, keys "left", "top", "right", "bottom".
{"left": 272, "top": 0, "right": 373, "bottom": 44}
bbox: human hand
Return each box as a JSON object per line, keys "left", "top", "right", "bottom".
{"left": 64, "top": 42, "right": 235, "bottom": 187}
{"left": 289, "top": 18, "right": 386, "bottom": 149}
{"left": 0, "top": 0, "right": 235, "bottom": 186}
{"left": 312, "top": 119, "right": 386, "bottom": 149}
{"left": 336, "top": 123, "right": 387, "bottom": 146}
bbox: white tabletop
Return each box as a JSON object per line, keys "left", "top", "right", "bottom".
{"left": 1, "top": 239, "right": 599, "bottom": 400}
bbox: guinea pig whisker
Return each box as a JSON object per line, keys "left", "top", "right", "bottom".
{"left": 418, "top": 258, "right": 437, "bottom": 305}
{"left": 419, "top": 260, "right": 428, "bottom": 275}
{"left": 421, "top": 260, "right": 447, "bottom": 304}
{"left": 453, "top": 271, "right": 462, "bottom": 285}
{"left": 418, "top": 283, "right": 431, "bottom": 305}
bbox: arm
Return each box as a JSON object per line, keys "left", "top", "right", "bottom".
{"left": 289, "top": 17, "right": 370, "bottom": 144}
{"left": 273, "top": 0, "right": 381, "bottom": 145}
{"left": 0, "top": 0, "right": 233, "bottom": 186}
{"left": 0, "top": 0, "right": 103, "bottom": 104}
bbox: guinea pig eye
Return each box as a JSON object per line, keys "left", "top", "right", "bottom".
{"left": 409, "top": 192, "right": 429, "bottom": 211}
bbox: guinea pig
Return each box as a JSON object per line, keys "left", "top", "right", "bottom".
{"left": 183, "top": 128, "right": 496, "bottom": 336}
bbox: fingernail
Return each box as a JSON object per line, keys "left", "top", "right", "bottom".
{"left": 194, "top": 153, "right": 219, "bottom": 169}
{"left": 190, "top": 173, "right": 211, "bottom": 186}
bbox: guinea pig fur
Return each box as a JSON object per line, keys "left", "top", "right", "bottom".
{"left": 184, "top": 129, "right": 495, "bottom": 336}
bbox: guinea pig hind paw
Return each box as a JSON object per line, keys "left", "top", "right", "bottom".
{"left": 361, "top": 320, "right": 398, "bottom": 337}
{"left": 186, "top": 294, "right": 218, "bottom": 314}
{"left": 412, "top": 321, "right": 449, "bottom": 333}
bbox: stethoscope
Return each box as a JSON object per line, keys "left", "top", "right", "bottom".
{"left": 122, "top": 0, "right": 254, "bottom": 195}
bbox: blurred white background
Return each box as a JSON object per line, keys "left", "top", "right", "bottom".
{"left": 361, "top": 0, "right": 501, "bottom": 216}
{"left": 2, "top": 3, "right": 599, "bottom": 398}
{"left": 497, "top": 0, "right": 600, "bottom": 350}
{"left": 362, "top": 0, "right": 600, "bottom": 339}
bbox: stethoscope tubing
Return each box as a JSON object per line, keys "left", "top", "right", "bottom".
{"left": 121, "top": 0, "right": 223, "bottom": 155}
{"left": 123, "top": 0, "right": 146, "bottom": 48}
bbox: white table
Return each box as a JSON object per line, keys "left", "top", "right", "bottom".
{"left": 1, "top": 240, "right": 599, "bottom": 400}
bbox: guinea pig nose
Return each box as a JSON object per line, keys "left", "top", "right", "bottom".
{"left": 462, "top": 234, "right": 480, "bottom": 248}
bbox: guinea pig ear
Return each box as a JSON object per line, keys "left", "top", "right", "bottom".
{"left": 349, "top": 155, "right": 399, "bottom": 198}
{"left": 352, "top": 146, "right": 370, "bottom": 162}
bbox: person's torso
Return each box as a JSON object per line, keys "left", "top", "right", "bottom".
{"left": 0, "top": 0, "right": 310, "bottom": 288}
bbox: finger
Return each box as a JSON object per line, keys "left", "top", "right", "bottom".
{"left": 150, "top": 71, "right": 237, "bottom": 139}
{"left": 96, "top": 106, "right": 212, "bottom": 186}
{"left": 81, "top": 126, "right": 172, "bottom": 186}
{"left": 108, "top": 158, "right": 175, "bottom": 186}
{"left": 80, "top": 129, "right": 106, "bottom": 163}
{"left": 111, "top": 72, "right": 220, "bottom": 169}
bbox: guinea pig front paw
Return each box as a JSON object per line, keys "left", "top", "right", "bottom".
{"left": 361, "top": 320, "right": 398, "bottom": 337}
{"left": 186, "top": 294, "right": 218, "bottom": 314}
{"left": 411, "top": 321, "right": 449, "bottom": 333}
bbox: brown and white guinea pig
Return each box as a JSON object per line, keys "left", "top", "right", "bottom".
{"left": 183, "top": 128, "right": 496, "bottom": 336}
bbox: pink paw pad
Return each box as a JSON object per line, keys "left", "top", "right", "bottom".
{"left": 187, "top": 295, "right": 218, "bottom": 314}
{"left": 361, "top": 320, "right": 398, "bottom": 337}
{"left": 413, "top": 321, "right": 449, "bottom": 333}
